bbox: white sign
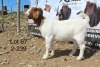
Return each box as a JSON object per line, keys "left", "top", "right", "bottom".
{"left": 29, "top": 0, "right": 100, "bottom": 48}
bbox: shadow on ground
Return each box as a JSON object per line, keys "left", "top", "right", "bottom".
{"left": 49, "top": 47, "right": 99, "bottom": 60}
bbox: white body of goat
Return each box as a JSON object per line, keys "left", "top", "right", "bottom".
{"left": 26, "top": 8, "right": 90, "bottom": 60}
{"left": 40, "top": 16, "right": 89, "bottom": 60}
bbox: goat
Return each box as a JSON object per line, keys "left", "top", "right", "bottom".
{"left": 26, "top": 7, "right": 90, "bottom": 60}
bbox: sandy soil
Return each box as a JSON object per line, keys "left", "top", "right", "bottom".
{"left": 0, "top": 13, "right": 100, "bottom": 67}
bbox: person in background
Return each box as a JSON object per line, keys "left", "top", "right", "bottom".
{"left": 58, "top": 4, "right": 71, "bottom": 20}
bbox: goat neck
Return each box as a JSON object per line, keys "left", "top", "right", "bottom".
{"left": 33, "top": 14, "right": 45, "bottom": 27}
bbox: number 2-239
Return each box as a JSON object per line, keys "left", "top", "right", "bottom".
{"left": 11, "top": 46, "right": 27, "bottom": 51}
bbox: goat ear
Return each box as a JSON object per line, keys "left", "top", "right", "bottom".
{"left": 36, "top": 11, "right": 39, "bottom": 15}
{"left": 33, "top": 10, "right": 40, "bottom": 19}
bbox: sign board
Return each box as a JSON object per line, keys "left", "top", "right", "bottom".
{"left": 85, "top": 29, "right": 100, "bottom": 48}
{"left": 29, "top": 0, "right": 100, "bottom": 48}
{"left": 28, "top": 23, "right": 41, "bottom": 36}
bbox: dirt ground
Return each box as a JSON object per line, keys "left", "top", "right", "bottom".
{"left": 0, "top": 13, "right": 100, "bottom": 67}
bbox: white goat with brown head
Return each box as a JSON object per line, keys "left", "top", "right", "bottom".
{"left": 26, "top": 7, "right": 90, "bottom": 60}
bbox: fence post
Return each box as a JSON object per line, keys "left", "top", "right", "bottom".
{"left": 11, "top": 6, "right": 12, "bottom": 22}
{"left": 17, "top": 0, "right": 20, "bottom": 34}
{"left": 1, "top": 0, "right": 4, "bottom": 31}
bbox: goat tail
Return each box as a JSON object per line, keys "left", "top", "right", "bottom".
{"left": 83, "top": 13, "right": 90, "bottom": 24}
{"left": 82, "top": 13, "right": 90, "bottom": 27}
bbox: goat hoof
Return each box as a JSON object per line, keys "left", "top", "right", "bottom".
{"left": 69, "top": 53, "right": 74, "bottom": 56}
{"left": 69, "top": 54, "right": 73, "bottom": 56}
{"left": 50, "top": 52, "right": 54, "bottom": 56}
{"left": 77, "top": 57, "right": 84, "bottom": 61}
{"left": 50, "top": 53, "right": 54, "bottom": 57}
{"left": 42, "top": 55, "right": 48, "bottom": 60}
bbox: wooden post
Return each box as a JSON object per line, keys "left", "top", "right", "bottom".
{"left": 11, "top": 6, "right": 12, "bottom": 22}
{"left": 17, "top": 0, "right": 20, "bottom": 34}
{"left": 1, "top": 0, "right": 4, "bottom": 31}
